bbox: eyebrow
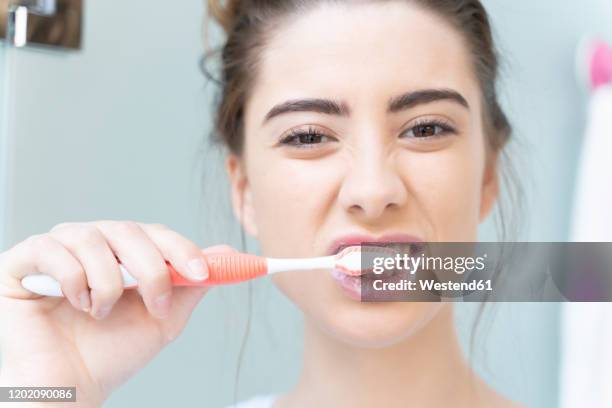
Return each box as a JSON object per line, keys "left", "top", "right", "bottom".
{"left": 389, "top": 89, "right": 469, "bottom": 112}
{"left": 262, "top": 88, "right": 469, "bottom": 125}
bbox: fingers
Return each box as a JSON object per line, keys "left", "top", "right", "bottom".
{"left": 138, "top": 224, "right": 209, "bottom": 282}
{"left": 1, "top": 220, "right": 236, "bottom": 323}
{"left": 94, "top": 221, "right": 172, "bottom": 319}
{"left": 49, "top": 224, "right": 121, "bottom": 319}
{"left": 165, "top": 244, "right": 238, "bottom": 320}
{"left": 157, "top": 244, "right": 239, "bottom": 342}
{"left": 0, "top": 234, "right": 89, "bottom": 311}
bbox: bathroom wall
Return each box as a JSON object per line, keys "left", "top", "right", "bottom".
{"left": 0, "top": 44, "right": 8, "bottom": 251}
{"left": 2, "top": 1, "right": 610, "bottom": 406}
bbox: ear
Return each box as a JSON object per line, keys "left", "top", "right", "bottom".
{"left": 225, "top": 155, "right": 259, "bottom": 237}
{"left": 479, "top": 152, "right": 500, "bottom": 222}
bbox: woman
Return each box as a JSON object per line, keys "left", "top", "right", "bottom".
{"left": 0, "top": 0, "right": 522, "bottom": 406}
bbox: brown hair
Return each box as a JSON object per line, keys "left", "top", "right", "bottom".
{"left": 203, "top": 0, "right": 511, "bottom": 155}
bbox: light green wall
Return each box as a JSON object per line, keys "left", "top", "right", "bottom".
{"left": 2, "top": 1, "right": 611, "bottom": 407}
{"left": 0, "top": 44, "right": 9, "bottom": 251}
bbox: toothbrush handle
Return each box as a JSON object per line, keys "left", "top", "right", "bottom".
{"left": 168, "top": 253, "right": 268, "bottom": 285}
{"left": 21, "top": 253, "right": 269, "bottom": 297}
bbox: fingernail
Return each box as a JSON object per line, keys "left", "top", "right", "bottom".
{"left": 79, "top": 290, "right": 91, "bottom": 312}
{"left": 187, "top": 258, "right": 209, "bottom": 281}
{"left": 93, "top": 305, "right": 112, "bottom": 320}
{"left": 153, "top": 292, "right": 171, "bottom": 318}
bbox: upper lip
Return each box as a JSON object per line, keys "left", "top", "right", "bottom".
{"left": 326, "top": 233, "right": 424, "bottom": 256}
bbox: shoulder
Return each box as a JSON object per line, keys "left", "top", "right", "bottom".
{"left": 226, "top": 394, "right": 278, "bottom": 408}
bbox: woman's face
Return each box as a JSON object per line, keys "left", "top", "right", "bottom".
{"left": 227, "top": 1, "right": 498, "bottom": 347}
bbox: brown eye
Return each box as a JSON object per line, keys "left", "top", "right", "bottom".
{"left": 402, "top": 120, "right": 455, "bottom": 140}
{"left": 299, "top": 133, "right": 324, "bottom": 144}
{"left": 414, "top": 124, "right": 437, "bottom": 138}
{"left": 279, "top": 126, "right": 337, "bottom": 149}
{"left": 282, "top": 132, "right": 328, "bottom": 146}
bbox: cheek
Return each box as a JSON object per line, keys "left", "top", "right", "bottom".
{"left": 248, "top": 157, "right": 341, "bottom": 257}
{"left": 400, "top": 138, "right": 484, "bottom": 241}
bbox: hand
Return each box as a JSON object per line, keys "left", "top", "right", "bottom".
{"left": 0, "top": 221, "right": 236, "bottom": 406}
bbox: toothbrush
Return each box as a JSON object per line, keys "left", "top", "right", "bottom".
{"left": 21, "top": 246, "right": 368, "bottom": 297}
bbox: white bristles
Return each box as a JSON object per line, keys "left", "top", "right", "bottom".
{"left": 335, "top": 245, "right": 403, "bottom": 275}
{"left": 335, "top": 250, "right": 362, "bottom": 272}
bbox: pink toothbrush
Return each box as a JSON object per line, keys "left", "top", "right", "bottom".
{"left": 21, "top": 246, "right": 369, "bottom": 297}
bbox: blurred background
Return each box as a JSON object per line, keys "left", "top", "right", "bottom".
{"left": 1, "top": 1, "right": 611, "bottom": 407}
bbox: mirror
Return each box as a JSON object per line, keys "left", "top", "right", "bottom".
{"left": 0, "top": 0, "right": 82, "bottom": 49}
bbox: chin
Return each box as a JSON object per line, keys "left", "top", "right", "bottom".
{"left": 316, "top": 301, "right": 446, "bottom": 348}
{"left": 273, "top": 271, "right": 447, "bottom": 348}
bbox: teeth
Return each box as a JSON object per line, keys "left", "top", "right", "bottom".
{"left": 334, "top": 243, "right": 425, "bottom": 277}
{"left": 335, "top": 245, "right": 401, "bottom": 276}
{"left": 335, "top": 248, "right": 362, "bottom": 276}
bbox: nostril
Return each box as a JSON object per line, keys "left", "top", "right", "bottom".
{"left": 348, "top": 204, "right": 364, "bottom": 213}
{"left": 385, "top": 202, "right": 399, "bottom": 211}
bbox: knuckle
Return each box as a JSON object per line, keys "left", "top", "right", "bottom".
{"left": 50, "top": 224, "right": 103, "bottom": 249}
{"left": 149, "top": 226, "right": 175, "bottom": 239}
{"left": 95, "top": 219, "right": 140, "bottom": 235}
{"left": 26, "top": 234, "right": 53, "bottom": 252}
{"left": 91, "top": 219, "right": 112, "bottom": 229}
{"left": 148, "top": 223, "right": 169, "bottom": 231}
{"left": 114, "top": 220, "right": 143, "bottom": 235}
{"left": 73, "top": 225, "right": 103, "bottom": 247}
{"left": 50, "top": 222, "right": 73, "bottom": 233}
{"left": 93, "top": 220, "right": 114, "bottom": 233}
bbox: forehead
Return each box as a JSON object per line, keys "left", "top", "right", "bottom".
{"left": 247, "top": 1, "right": 479, "bottom": 119}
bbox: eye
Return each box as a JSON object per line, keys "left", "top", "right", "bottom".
{"left": 401, "top": 119, "right": 456, "bottom": 139}
{"left": 279, "top": 126, "right": 337, "bottom": 148}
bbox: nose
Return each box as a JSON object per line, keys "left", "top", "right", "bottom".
{"left": 338, "top": 142, "right": 408, "bottom": 222}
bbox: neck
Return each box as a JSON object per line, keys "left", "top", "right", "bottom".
{"left": 286, "top": 305, "right": 479, "bottom": 407}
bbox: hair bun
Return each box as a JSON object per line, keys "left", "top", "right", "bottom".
{"left": 207, "top": 0, "right": 242, "bottom": 35}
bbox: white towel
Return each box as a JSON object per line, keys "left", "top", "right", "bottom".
{"left": 561, "top": 84, "right": 612, "bottom": 408}
{"left": 570, "top": 85, "right": 612, "bottom": 242}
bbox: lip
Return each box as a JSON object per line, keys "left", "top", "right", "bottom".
{"left": 327, "top": 233, "right": 424, "bottom": 301}
{"left": 325, "top": 232, "right": 424, "bottom": 256}
{"left": 330, "top": 258, "right": 416, "bottom": 301}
